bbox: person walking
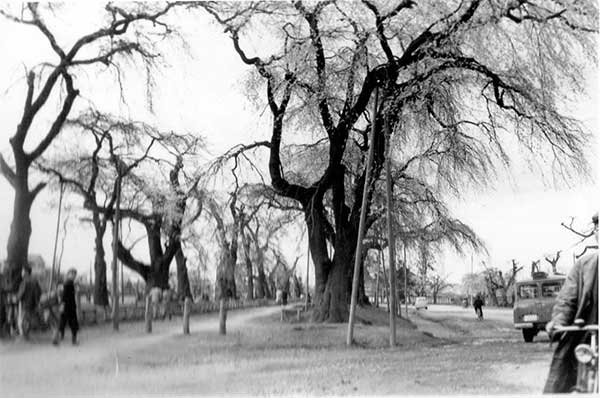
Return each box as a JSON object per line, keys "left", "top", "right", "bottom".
{"left": 16, "top": 266, "right": 42, "bottom": 340}
{"left": 473, "top": 294, "right": 484, "bottom": 320}
{"left": 53, "top": 268, "right": 79, "bottom": 345}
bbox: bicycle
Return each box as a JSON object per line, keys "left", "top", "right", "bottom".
{"left": 552, "top": 319, "right": 598, "bottom": 393}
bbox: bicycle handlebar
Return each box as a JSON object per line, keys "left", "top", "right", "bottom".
{"left": 553, "top": 324, "right": 599, "bottom": 332}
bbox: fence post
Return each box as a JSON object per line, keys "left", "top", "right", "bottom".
{"left": 144, "top": 294, "right": 152, "bottom": 333}
{"left": 183, "top": 297, "right": 191, "bottom": 335}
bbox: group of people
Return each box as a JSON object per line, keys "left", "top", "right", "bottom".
{"left": 0, "top": 266, "right": 79, "bottom": 345}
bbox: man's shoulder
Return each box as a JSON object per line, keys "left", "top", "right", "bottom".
{"left": 577, "top": 251, "right": 598, "bottom": 270}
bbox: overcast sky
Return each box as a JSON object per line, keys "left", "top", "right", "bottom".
{"left": 0, "top": 3, "right": 598, "bottom": 286}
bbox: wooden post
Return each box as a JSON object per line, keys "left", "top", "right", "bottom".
{"left": 218, "top": 297, "right": 227, "bottom": 335}
{"left": 144, "top": 293, "right": 152, "bottom": 333}
{"left": 404, "top": 244, "right": 408, "bottom": 318}
{"left": 111, "top": 175, "right": 121, "bottom": 331}
{"left": 183, "top": 297, "right": 191, "bottom": 335}
{"left": 384, "top": 114, "right": 397, "bottom": 346}
{"left": 347, "top": 87, "right": 379, "bottom": 346}
{"left": 380, "top": 249, "right": 389, "bottom": 312}
{"left": 375, "top": 248, "right": 380, "bottom": 307}
{"left": 49, "top": 182, "right": 64, "bottom": 291}
{"left": 305, "top": 243, "right": 310, "bottom": 311}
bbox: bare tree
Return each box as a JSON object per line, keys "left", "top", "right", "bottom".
{"left": 199, "top": 1, "right": 594, "bottom": 321}
{"left": 0, "top": 3, "right": 179, "bottom": 291}
{"left": 38, "top": 110, "right": 163, "bottom": 306}
{"left": 103, "top": 134, "right": 204, "bottom": 292}
{"left": 428, "top": 273, "right": 451, "bottom": 304}
{"left": 545, "top": 251, "right": 562, "bottom": 274}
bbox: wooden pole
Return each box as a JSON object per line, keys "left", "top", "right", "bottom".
{"left": 375, "top": 251, "right": 380, "bottom": 307}
{"left": 183, "top": 297, "right": 191, "bottom": 334}
{"left": 305, "top": 243, "right": 310, "bottom": 310}
{"left": 49, "top": 182, "right": 64, "bottom": 291}
{"left": 381, "top": 249, "right": 389, "bottom": 312}
{"left": 111, "top": 176, "right": 121, "bottom": 331}
{"left": 120, "top": 219, "right": 124, "bottom": 305}
{"left": 347, "top": 87, "right": 379, "bottom": 346}
{"left": 404, "top": 244, "right": 408, "bottom": 318}
{"left": 144, "top": 293, "right": 152, "bottom": 333}
{"left": 384, "top": 113, "right": 397, "bottom": 346}
{"left": 219, "top": 297, "right": 227, "bottom": 335}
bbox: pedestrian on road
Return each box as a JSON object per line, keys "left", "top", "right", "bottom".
{"left": 543, "top": 215, "right": 598, "bottom": 393}
{"left": 473, "top": 294, "right": 484, "bottom": 320}
{"left": 54, "top": 268, "right": 79, "bottom": 345}
{"left": 17, "top": 266, "right": 42, "bottom": 339}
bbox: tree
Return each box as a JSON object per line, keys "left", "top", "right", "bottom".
{"left": 483, "top": 259, "right": 523, "bottom": 306}
{"left": 545, "top": 251, "right": 562, "bottom": 274}
{"left": 108, "top": 134, "right": 204, "bottom": 292}
{"left": 198, "top": 0, "right": 594, "bottom": 321}
{"left": 428, "top": 273, "right": 451, "bottom": 304}
{"left": 461, "top": 272, "right": 487, "bottom": 298}
{"left": 38, "top": 110, "right": 162, "bottom": 306}
{"left": 0, "top": 3, "right": 179, "bottom": 292}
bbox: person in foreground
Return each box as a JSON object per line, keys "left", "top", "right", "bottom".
{"left": 543, "top": 215, "right": 598, "bottom": 393}
{"left": 16, "top": 266, "right": 42, "bottom": 340}
{"left": 53, "top": 268, "right": 79, "bottom": 346}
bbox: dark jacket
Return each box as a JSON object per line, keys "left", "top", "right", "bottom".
{"left": 543, "top": 251, "right": 598, "bottom": 393}
{"left": 17, "top": 275, "right": 42, "bottom": 313}
{"left": 62, "top": 279, "right": 77, "bottom": 315}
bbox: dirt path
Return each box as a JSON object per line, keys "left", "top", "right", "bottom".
{"left": 0, "top": 305, "right": 281, "bottom": 396}
{"left": 1, "top": 304, "right": 554, "bottom": 396}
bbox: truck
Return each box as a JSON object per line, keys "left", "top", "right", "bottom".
{"left": 513, "top": 272, "right": 565, "bottom": 342}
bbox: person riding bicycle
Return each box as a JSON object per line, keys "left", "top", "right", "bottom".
{"left": 543, "top": 214, "right": 598, "bottom": 393}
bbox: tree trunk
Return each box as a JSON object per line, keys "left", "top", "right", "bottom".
{"left": 175, "top": 246, "right": 192, "bottom": 299}
{"left": 242, "top": 237, "right": 254, "bottom": 300}
{"left": 358, "top": 255, "right": 370, "bottom": 306}
{"left": 92, "top": 219, "right": 109, "bottom": 306}
{"left": 313, "top": 234, "right": 355, "bottom": 322}
{"left": 254, "top": 246, "right": 269, "bottom": 299}
{"left": 216, "top": 245, "right": 236, "bottom": 335}
{"left": 146, "top": 264, "right": 170, "bottom": 291}
{"left": 5, "top": 185, "right": 34, "bottom": 291}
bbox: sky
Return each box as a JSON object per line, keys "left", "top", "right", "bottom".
{"left": 0, "top": 2, "right": 598, "bottom": 287}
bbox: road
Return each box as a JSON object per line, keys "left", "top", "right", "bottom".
{"left": 0, "top": 303, "right": 555, "bottom": 395}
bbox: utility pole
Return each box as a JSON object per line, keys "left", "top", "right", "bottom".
{"left": 404, "top": 243, "right": 408, "bottom": 318}
{"left": 120, "top": 219, "right": 124, "bottom": 305}
{"left": 384, "top": 112, "right": 396, "bottom": 346}
{"left": 375, "top": 251, "right": 380, "bottom": 307}
{"left": 111, "top": 174, "right": 121, "bottom": 331}
{"left": 305, "top": 243, "right": 310, "bottom": 310}
{"left": 49, "top": 181, "right": 65, "bottom": 291}
{"left": 347, "top": 87, "right": 379, "bottom": 346}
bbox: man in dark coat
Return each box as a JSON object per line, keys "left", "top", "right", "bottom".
{"left": 54, "top": 268, "right": 79, "bottom": 345}
{"left": 543, "top": 221, "right": 598, "bottom": 393}
{"left": 473, "top": 294, "right": 484, "bottom": 320}
{"left": 17, "top": 266, "right": 42, "bottom": 339}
